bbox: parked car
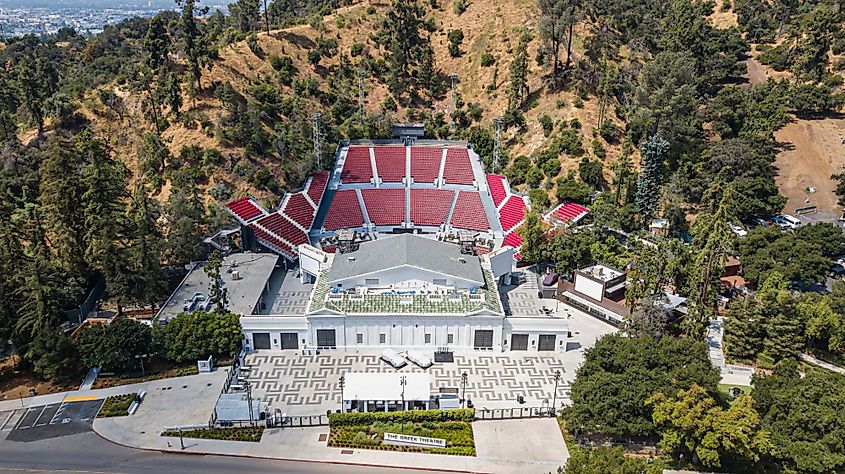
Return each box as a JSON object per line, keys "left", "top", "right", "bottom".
{"left": 182, "top": 292, "right": 206, "bottom": 312}
{"left": 751, "top": 217, "right": 772, "bottom": 227}
{"left": 728, "top": 222, "right": 748, "bottom": 237}
{"left": 381, "top": 348, "right": 407, "bottom": 369}
{"left": 405, "top": 350, "right": 433, "bottom": 369}
{"left": 769, "top": 214, "right": 801, "bottom": 230}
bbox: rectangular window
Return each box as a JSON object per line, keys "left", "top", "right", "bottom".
{"left": 316, "top": 329, "right": 337, "bottom": 349}
{"left": 424, "top": 333, "right": 431, "bottom": 344}
{"left": 473, "top": 330, "right": 494, "bottom": 349}
{"left": 365, "top": 278, "right": 380, "bottom": 285}
{"left": 356, "top": 333, "right": 363, "bottom": 344}
{"left": 433, "top": 278, "right": 447, "bottom": 286}
{"left": 447, "top": 334, "right": 454, "bottom": 344}
{"left": 379, "top": 333, "right": 386, "bottom": 344}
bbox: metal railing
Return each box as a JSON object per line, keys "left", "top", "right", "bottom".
{"left": 474, "top": 406, "right": 556, "bottom": 420}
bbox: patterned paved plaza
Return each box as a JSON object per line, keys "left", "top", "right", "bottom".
{"left": 243, "top": 351, "right": 574, "bottom": 415}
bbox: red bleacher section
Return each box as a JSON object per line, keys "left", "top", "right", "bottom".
{"left": 250, "top": 225, "right": 294, "bottom": 257}
{"left": 450, "top": 191, "right": 489, "bottom": 232}
{"left": 410, "top": 147, "right": 443, "bottom": 184}
{"left": 442, "top": 148, "right": 474, "bottom": 185}
{"left": 503, "top": 230, "right": 523, "bottom": 248}
{"left": 341, "top": 146, "right": 373, "bottom": 183}
{"left": 547, "top": 202, "right": 589, "bottom": 224}
{"left": 306, "top": 171, "right": 329, "bottom": 206}
{"left": 499, "top": 196, "right": 527, "bottom": 231}
{"left": 282, "top": 193, "right": 314, "bottom": 229}
{"left": 486, "top": 174, "right": 507, "bottom": 207}
{"left": 226, "top": 197, "right": 263, "bottom": 222}
{"left": 373, "top": 146, "right": 406, "bottom": 183}
{"left": 324, "top": 189, "right": 365, "bottom": 230}
{"left": 410, "top": 189, "right": 454, "bottom": 227}
{"left": 362, "top": 188, "right": 406, "bottom": 226}
{"left": 256, "top": 214, "right": 308, "bottom": 246}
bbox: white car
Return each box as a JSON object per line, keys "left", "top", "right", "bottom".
{"left": 380, "top": 348, "right": 407, "bottom": 369}
{"left": 780, "top": 214, "right": 802, "bottom": 229}
{"left": 728, "top": 222, "right": 747, "bottom": 237}
{"left": 405, "top": 350, "right": 433, "bottom": 369}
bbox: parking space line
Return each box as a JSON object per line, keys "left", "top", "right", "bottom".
{"left": 0, "top": 411, "right": 14, "bottom": 430}
{"left": 14, "top": 407, "right": 36, "bottom": 430}
{"left": 50, "top": 403, "right": 68, "bottom": 425}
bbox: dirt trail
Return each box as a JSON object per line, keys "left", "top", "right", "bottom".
{"left": 774, "top": 117, "right": 845, "bottom": 214}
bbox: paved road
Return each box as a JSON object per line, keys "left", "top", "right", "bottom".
{"left": 0, "top": 432, "right": 443, "bottom": 474}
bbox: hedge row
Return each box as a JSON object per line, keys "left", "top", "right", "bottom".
{"left": 329, "top": 441, "right": 475, "bottom": 456}
{"left": 161, "top": 427, "right": 264, "bottom": 442}
{"left": 328, "top": 408, "right": 475, "bottom": 427}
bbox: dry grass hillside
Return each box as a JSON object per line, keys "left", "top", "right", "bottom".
{"left": 61, "top": 0, "right": 627, "bottom": 210}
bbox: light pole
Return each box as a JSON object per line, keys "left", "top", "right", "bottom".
{"left": 400, "top": 375, "right": 407, "bottom": 410}
{"left": 135, "top": 353, "right": 148, "bottom": 379}
{"left": 551, "top": 370, "right": 561, "bottom": 417}
{"left": 178, "top": 428, "right": 185, "bottom": 450}
{"left": 461, "top": 373, "right": 468, "bottom": 409}
{"left": 339, "top": 375, "right": 345, "bottom": 413}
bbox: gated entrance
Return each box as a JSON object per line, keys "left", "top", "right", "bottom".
{"left": 280, "top": 332, "right": 298, "bottom": 350}
{"left": 538, "top": 334, "right": 556, "bottom": 351}
{"left": 511, "top": 334, "right": 529, "bottom": 351}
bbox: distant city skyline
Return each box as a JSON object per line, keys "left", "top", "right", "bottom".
{"left": 0, "top": 0, "right": 229, "bottom": 37}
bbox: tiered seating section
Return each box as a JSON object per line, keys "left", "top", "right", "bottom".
{"left": 546, "top": 202, "right": 590, "bottom": 225}
{"left": 450, "top": 191, "right": 490, "bottom": 232}
{"left": 410, "top": 189, "right": 454, "bottom": 227}
{"left": 486, "top": 174, "right": 508, "bottom": 207}
{"left": 442, "top": 148, "right": 474, "bottom": 185}
{"left": 306, "top": 171, "right": 329, "bottom": 205}
{"left": 362, "top": 188, "right": 406, "bottom": 226}
{"left": 341, "top": 146, "right": 373, "bottom": 183}
{"left": 282, "top": 193, "right": 314, "bottom": 229}
{"left": 251, "top": 225, "right": 294, "bottom": 257}
{"left": 499, "top": 196, "right": 527, "bottom": 232}
{"left": 503, "top": 230, "right": 523, "bottom": 248}
{"left": 226, "top": 197, "right": 264, "bottom": 222}
{"left": 410, "top": 147, "right": 443, "bottom": 184}
{"left": 373, "top": 146, "right": 406, "bottom": 182}
{"left": 324, "top": 189, "right": 365, "bottom": 230}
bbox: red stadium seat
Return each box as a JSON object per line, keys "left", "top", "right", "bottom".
{"left": 410, "top": 189, "right": 454, "bottom": 227}
{"left": 410, "top": 147, "right": 443, "bottom": 184}
{"left": 442, "top": 148, "right": 474, "bottom": 185}
{"left": 361, "top": 188, "right": 406, "bottom": 226}
{"left": 450, "top": 191, "right": 489, "bottom": 232}
{"left": 373, "top": 146, "right": 406, "bottom": 183}
{"left": 324, "top": 189, "right": 365, "bottom": 230}
{"left": 341, "top": 146, "right": 373, "bottom": 183}
{"left": 499, "top": 196, "right": 526, "bottom": 231}
{"left": 486, "top": 174, "right": 508, "bottom": 207}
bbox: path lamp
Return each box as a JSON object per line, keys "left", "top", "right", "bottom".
{"left": 461, "top": 372, "right": 468, "bottom": 409}
{"left": 339, "top": 375, "right": 345, "bottom": 413}
{"left": 134, "top": 353, "right": 148, "bottom": 378}
{"left": 551, "top": 370, "right": 561, "bottom": 418}
{"left": 400, "top": 375, "right": 407, "bottom": 410}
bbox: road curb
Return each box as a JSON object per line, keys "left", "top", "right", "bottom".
{"left": 90, "top": 425, "right": 487, "bottom": 474}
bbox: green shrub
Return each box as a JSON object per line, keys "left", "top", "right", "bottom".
{"left": 162, "top": 427, "right": 264, "bottom": 442}
{"left": 573, "top": 97, "right": 584, "bottom": 108}
{"left": 453, "top": 0, "right": 466, "bottom": 15}
{"left": 448, "top": 29, "right": 464, "bottom": 57}
{"left": 480, "top": 53, "right": 495, "bottom": 67}
{"left": 351, "top": 43, "right": 365, "bottom": 57}
{"left": 539, "top": 114, "right": 553, "bottom": 137}
{"left": 97, "top": 394, "right": 134, "bottom": 418}
{"left": 329, "top": 408, "right": 475, "bottom": 427}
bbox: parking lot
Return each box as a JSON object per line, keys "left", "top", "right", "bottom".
{"left": 1, "top": 397, "right": 104, "bottom": 442}
{"left": 243, "top": 310, "right": 616, "bottom": 416}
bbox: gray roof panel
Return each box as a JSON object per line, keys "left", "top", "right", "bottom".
{"left": 328, "top": 234, "right": 484, "bottom": 285}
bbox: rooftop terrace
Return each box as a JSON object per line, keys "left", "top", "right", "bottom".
{"left": 307, "top": 269, "right": 503, "bottom": 315}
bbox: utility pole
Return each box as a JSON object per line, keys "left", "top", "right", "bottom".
{"left": 551, "top": 370, "right": 561, "bottom": 418}
{"left": 450, "top": 73, "right": 459, "bottom": 115}
{"left": 357, "top": 70, "right": 366, "bottom": 119}
{"left": 312, "top": 112, "right": 322, "bottom": 171}
{"left": 263, "top": 0, "right": 269, "bottom": 35}
{"left": 492, "top": 117, "right": 503, "bottom": 172}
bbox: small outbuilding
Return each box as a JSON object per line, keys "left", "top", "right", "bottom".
{"left": 343, "top": 372, "right": 432, "bottom": 413}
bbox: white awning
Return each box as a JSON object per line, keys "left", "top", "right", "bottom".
{"left": 343, "top": 372, "right": 431, "bottom": 402}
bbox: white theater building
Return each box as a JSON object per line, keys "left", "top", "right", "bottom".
{"left": 238, "top": 234, "right": 570, "bottom": 353}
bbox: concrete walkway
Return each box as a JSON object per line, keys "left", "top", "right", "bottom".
{"left": 78, "top": 367, "right": 100, "bottom": 391}
{"left": 800, "top": 353, "right": 845, "bottom": 375}
{"left": 707, "top": 318, "right": 754, "bottom": 386}
{"left": 0, "top": 370, "right": 228, "bottom": 413}
{"left": 94, "top": 415, "right": 568, "bottom": 474}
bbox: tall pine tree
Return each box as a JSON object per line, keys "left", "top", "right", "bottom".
{"left": 635, "top": 133, "right": 668, "bottom": 223}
